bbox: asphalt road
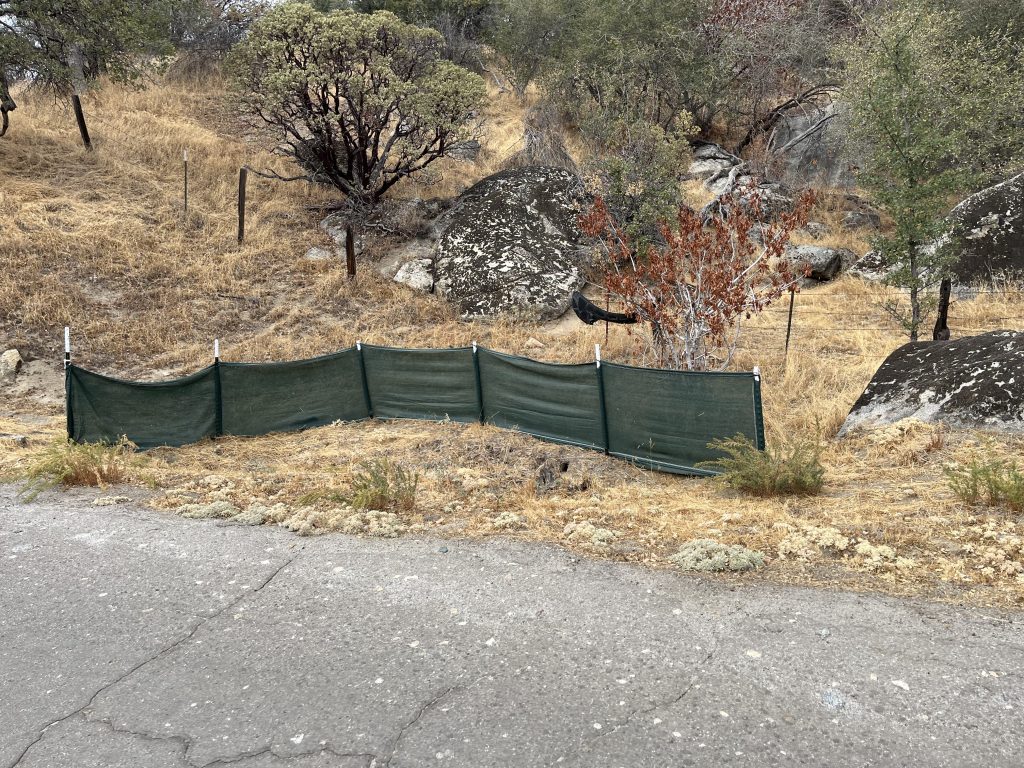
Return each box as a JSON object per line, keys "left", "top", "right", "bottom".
{"left": 2, "top": 486, "right": 1023, "bottom": 768}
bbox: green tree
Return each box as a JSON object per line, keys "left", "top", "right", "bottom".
{"left": 355, "top": 0, "right": 494, "bottom": 67}
{"left": 840, "top": 2, "right": 1024, "bottom": 339}
{"left": 230, "top": 2, "right": 486, "bottom": 277}
{"left": 0, "top": 0, "right": 180, "bottom": 142}
{"left": 515, "top": 0, "right": 710, "bottom": 247}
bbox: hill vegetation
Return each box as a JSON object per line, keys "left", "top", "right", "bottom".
{"left": 2, "top": 0, "right": 1024, "bottom": 606}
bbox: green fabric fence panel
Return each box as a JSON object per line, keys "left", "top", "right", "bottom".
{"left": 361, "top": 345, "right": 479, "bottom": 423}
{"left": 219, "top": 349, "right": 368, "bottom": 437}
{"left": 477, "top": 348, "right": 604, "bottom": 449}
{"left": 66, "top": 364, "right": 219, "bottom": 449}
{"left": 602, "top": 363, "right": 761, "bottom": 475}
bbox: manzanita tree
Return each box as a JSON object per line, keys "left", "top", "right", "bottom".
{"left": 581, "top": 189, "right": 814, "bottom": 371}
{"left": 230, "top": 2, "right": 486, "bottom": 277}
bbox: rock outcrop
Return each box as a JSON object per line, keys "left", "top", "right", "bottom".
{"left": 770, "top": 103, "right": 855, "bottom": 188}
{"left": 686, "top": 143, "right": 740, "bottom": 180}
{"left": 840, "top": 331, "right": 1024, "bottom": 435}
{"left": 786, "top": 245, "right": 856, "bottom": 283}
{"left": 432, "top": 166, "right": 588, "bottom": 319}
{"left": 1, "top": 349, "right": 23, "bottom": 381}
{"left": 938, "top": 171, "right": 1024, "bottom": 283}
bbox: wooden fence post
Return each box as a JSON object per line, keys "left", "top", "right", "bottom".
{"left": 237, "top": 166, "right": 248, "bottom": 244}
{"left": 71, "top": 95, "right": 92, "bottom": 151}
{"left": 784, "top": 288, "right": 796, "bottom": 362}
{"left": 183, "top": 149, "right": 189, "bottom": 217}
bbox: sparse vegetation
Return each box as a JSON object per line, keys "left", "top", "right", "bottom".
{"left": 669, "top": 540, "right": 766, "bottom": 573}
{"left": 947, "top": 456, "right": 1024, "bottom": 512}
{"left": 349, "top": 458, "right": 418, "bottom": 512}
{"left": 703, "top": 434, "right": 825, "bottom": 498}
{"left": 18, "top": 438, "right": 139, "bottom": 500}
{"left": 3, "top": 1, "right": 1024, "bottom": 609}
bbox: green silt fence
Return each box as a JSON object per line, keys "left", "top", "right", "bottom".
{"left": 65, "top": 345, "right": 765, "bottom": 475}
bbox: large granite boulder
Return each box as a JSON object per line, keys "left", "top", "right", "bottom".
{"left": 938, "top": 171, "right": 1024, "bottom": 283}
{"left": 433, "top": 166, "right": 588, "bottom": 319}
{"left": 770, "top": 103, "right": 855, "bottom": 188}
{"left": 840, "top": 331, "right": 1024, "bottom": 435}
{"left": 686, "top": 143, "right": 740, "bottom": 180}
{"left": 786, "top": 245, "right": 857, "bottom": 283}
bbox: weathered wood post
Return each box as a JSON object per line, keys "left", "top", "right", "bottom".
{"left": 237, "top": 167, "right": 248, "bottom": 244}
{"left": 784, "top": 287, "right": 796, "bottom": 361}
{"left": 183, "top": 149, "right": 189, "bottom": 217}
{"left": 933, "top": 278, "right": 952, "bottom": 341}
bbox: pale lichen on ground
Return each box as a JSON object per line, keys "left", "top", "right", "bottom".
{"left": 669, "top": 540, "right": 766, "bottom": 572}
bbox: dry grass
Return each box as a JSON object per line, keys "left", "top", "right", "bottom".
{"left": 4, "top": 79, "right": 1024, "bottom": 608}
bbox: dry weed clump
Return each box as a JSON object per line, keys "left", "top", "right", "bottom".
{"left": 18, "top": 438, "right": 140, "bottom": 499}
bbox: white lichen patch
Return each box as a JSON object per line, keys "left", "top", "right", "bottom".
{"left": 176, "top": 500, "right": 240, "bottom": 519}
{"left": 341, "top": 510, "right": 407, "bottom": 538}
{"left": 669, "top": 540, "right": 766, "bottom": 573}
{"left": 93, "top": 496, "right": 131, "bottom": 506}
{"left": 491, "top": 511, "right": 526, "bottom": 530}
{"left": 776, "top": 523, "right": 915, "bottom": 573}
{"left": 563, "top": 520, "right": 617, "bottom": 548}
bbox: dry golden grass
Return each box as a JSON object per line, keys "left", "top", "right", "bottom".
{"left": 3, "top": 80, "right": 1024, "bottom": 608}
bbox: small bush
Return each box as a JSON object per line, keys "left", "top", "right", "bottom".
{"left": 349, "top": 459, "right": 418, "bottom": 512}
{"left": 669, "top": 539, "right": 766, "bottom": 572}
{"left": 19, "top": 438, "right": 138, "bottom": 500}
{"left": 701, "top": 435, "right": 825, "bottom": 497}
{"left": 947, "top": 458, "right": 1024, "bottom": 512}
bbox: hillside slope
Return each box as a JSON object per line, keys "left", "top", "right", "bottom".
{"left": 3, "top": 80, "right": 1024, "bottom": 607}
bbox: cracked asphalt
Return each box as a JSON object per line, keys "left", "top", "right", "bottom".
{"left": 2, "top": 487, "right": 1023, "bottom": 767}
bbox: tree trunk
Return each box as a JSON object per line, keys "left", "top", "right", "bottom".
{"left": 68, "top": 46, "right": 92, "bottom": 150}
{"left": 933, "top": 278, "right": 952, "bottom": 341}
{"left": 0, "top": 72, "right": 15, "bottom": 138}
{"left": 345, "top": 225, "right": 356, "bottom": 278}
{"left": 908, "top": 238, "right": 920, "bottom": 341}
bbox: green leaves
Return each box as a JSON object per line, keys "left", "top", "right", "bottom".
{"left": 839, "top": 0, "right": 1024, "bottom": 338}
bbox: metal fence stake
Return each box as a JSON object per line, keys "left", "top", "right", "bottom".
{"left": 472, "top": 341, "right": 484, "bottom": 425}
{"left": 595, "top": 343, "right": 610, "bottom": 455}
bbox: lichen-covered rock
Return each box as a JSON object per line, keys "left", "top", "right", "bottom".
{"left": 772, "top": 104, "right": 856, "bottom": 188}
{"left": 433, "top": 166, "right": 587, "bottom": 319}
{"left": 849, "top": 250, "right": 888, "bottom": 281}
{"left": 686, "top": 143, "right": 739, "bottom": 179}
{"left": 842, "top": 210, "right": 881, "bottom": 231}
{"left": 786, "top": 245, "right": 856, "bottom": 282}
{"left": 393, "top": 258, "right": 434, "bottom": 291}
{"left": 1, "top": 349, "right": 23, "bottom": 381}
{"left": 669, "top": 540, "right": 765, "bottom": 572}
{"left": 938, "top": 171, "right": 1024, "bottom": 283}
{"left": 840, "top": 331, "right": 1024, "bottom": 435}
{"left": 304, "top": 246, "right": 337, "bottom": 262}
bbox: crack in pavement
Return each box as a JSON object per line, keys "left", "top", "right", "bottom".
{"left": 199, "top": 743, "right": 378, "bottom": 767}
{"left": 5, "top": 551, "right": 301, "bottom": 768}
{"left": 544, "top": 599, "right": 753, "bottom": 766}
{"left": 377, "top": 684, "right": 461, "bottom": 767}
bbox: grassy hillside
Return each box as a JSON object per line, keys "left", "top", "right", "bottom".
{"left": 3, "top": 80, "right": 1024, "bottom": 607}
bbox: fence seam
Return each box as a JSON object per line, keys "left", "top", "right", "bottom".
{"left": 356, "top": 343, "right": 374, "bottom": 418}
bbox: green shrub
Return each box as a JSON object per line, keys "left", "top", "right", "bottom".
{"left": 19, "top": 438, "right": 139, "bottom": 501}
{"left": 947, "top": 457, "right": 1024, "bottom": 512}
{"left": 349, "top": 458, "right": 418, "bottom": 512}
{"left": 700, "top": 435, "right": 825, "bottom": 497}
